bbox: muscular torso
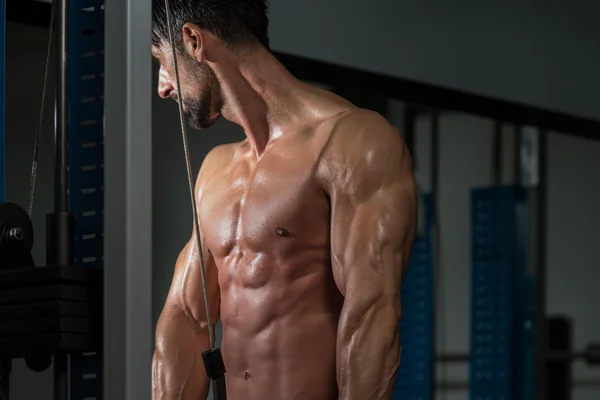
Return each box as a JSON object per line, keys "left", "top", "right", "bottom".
{"left": 198, "top": 118, "right": 346, "bottom": 399}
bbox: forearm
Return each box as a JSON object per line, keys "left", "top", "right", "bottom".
{"left": 152, "top": 309, "right": 212, "bottom": 400}
{"left": 337, "top": 303, "right": 400, "bottom": 400}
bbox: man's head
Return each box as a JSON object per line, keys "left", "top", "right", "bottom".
{"left": 152, "top": 0, "right": 270, "bottom": 129}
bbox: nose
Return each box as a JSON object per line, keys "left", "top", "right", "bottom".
{"left": 158, "top": 65, "right": 174, "bottom": 99}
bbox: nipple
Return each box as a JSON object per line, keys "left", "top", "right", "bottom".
{"left": 275, "top": 227, "right": 290, "bottom": 237}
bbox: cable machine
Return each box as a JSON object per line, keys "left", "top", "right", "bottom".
{"left": 0, "top": 1, "right": 103, "bottom": 399}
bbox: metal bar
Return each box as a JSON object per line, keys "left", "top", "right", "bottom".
{"left": 403, "top": 105, "right": 417, "bottom": 170}
{"left": 0, "top": 359, "right": 10, "bottom": 400}
{"left": 546, "top": 350, "right": 586, "bottom": 362}
{"left": 104, "top": 0, "right": 153, "bottom": 398}
{"left": 517, "top": 125, "right": 548, "bottom": 400}
{"left": 53, "top": 352, "right": 68, "bottom": 400}
{"left": 547, "top": 317, "right": 572, "bottom": 400}
{"left": 50, "top": 1, "right": 71, "bottom": 395}
{"left": 436, "top": 350, "right": 589, "bottom": 363}
{"left": 431, "top": 111, "right": 439, "bottom": 191}
{"left": 436, "top": 378, "right": 600, "bottom": 390}
{"left": 534, "top": 127, "right": 548, "bottom": 400}
{"left": 431, "top": 110, "right": 445, "bottom": 400}
{"left": 55, "top": 0, "right": 68, "bottom": 214}
{"left": 436, "top": 353, "right": 469, "bottom": 363}
{"left": 513, "top": 124, "right": 521, "bottom": 184}
{"left": 211, "top": 375, "right": 227, "bottom": 400}
{"left": 492, "top": 121, "right": 502, "bottom": 185}
{"left": 0, "top": 0, "right": 5, "bottom": 203}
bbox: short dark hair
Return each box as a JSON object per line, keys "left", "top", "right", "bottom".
{"left": 152, "top": 0, "right": 270, "bottom": 51}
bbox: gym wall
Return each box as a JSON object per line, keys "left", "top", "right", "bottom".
{"left": 268, "top": 0, "right": 600, "bottom": 120}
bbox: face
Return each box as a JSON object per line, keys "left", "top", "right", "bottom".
{"left": 153, "top": 43, "right": 222, "bottom": 130}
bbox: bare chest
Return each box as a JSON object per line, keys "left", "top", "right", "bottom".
{"left": 199, "top": 149, "right": 330, "bottom": 260}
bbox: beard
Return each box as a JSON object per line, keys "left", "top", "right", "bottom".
{"left": 178, "top": 59, "right": 221, "bottom": 130}
{"left": 183, "top": 91, "right": 215, "bottom": 130}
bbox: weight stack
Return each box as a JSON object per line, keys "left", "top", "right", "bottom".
{"left": 393, "top": 193, "right": 435, "bottom": 400}
{"left": 0, "top": 266, "right": 102, "bottom": 361}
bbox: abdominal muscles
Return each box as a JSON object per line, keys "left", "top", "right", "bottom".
{"left": 218, "top": 252, "right": 342, "bottom": 400}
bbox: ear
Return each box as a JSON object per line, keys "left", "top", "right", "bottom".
{"left": 181, "top": 23, "right": 207, "bottom": 62}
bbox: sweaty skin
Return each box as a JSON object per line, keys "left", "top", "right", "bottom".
{"left": 152, "top": 26, "right": 417, "bottom": 400}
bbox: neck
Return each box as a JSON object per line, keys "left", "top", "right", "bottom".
{"left": 208, "top": 46, "right": 305, "bottom": 156}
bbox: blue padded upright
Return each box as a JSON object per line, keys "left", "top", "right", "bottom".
{"left": 393, "top": 193, "right": 435, "bottom": 400}
{"left": 470, "top": 186, "right": 533, "bottom": 400}
{"left": 514, "top": 199, "right": 535, "bottom": 400}
{"left": 68, "top": 1, "right": 104, "bottom": 398}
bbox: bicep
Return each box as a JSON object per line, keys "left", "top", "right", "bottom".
{"left": 163, "top": 234, "right": 220, "bottom": 328}
{"left": 162, "top": 147, "right": 225, "bottom": 325}
{"left": 330, "top": 177, "right": 416, "bottom": 308}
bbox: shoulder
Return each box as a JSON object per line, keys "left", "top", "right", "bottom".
{"left": 201, "top": 142, "right": 238, "bottom": 171}
{"left": 194, "top": 142, "right": 241, "bottom": 196}
{"left": 330, "top": 108, "right": 401, "bottom": 141}
{"left": 317, "top": 109, "right": 411, "bottom": 194}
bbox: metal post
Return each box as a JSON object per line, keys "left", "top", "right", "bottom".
{"left": 53, "top": 353, "right": 68, "bottom": 400}
{"left": 492, "top": 121, "right": 502, "bottom": 185}
{"left": 47, "top": 0, "right": 75, "bottom": 269}
{"left": 518, "top": 125, "right": 547, "bottom": 400}
{"left": 0, "top": 0, "right": 5, "bottom": 203}
{"left": 513, "top": 125, "right": 521, "bottom": 184}
{"left": 430, "top": 109, "right": 445, "bottom": 400}
{"left": 50, "top": 1, "right": 71, "bottom": 398}
{"left": 534, "top": 128, "right": 547, "bottom": 400}
{"left": 547, "top": 317, "right": 572, "bottom": 400}
{"left": 402, "top": 105, "right": 417, "bottom": 170}
{"left": 0, "top": 359, "right": 10, "bottom": 400}
{"left": 104, "top": 0, "right": 153, "bottom": 398}
{"left": 55, "top": 0, "right": 68, "bottom": 214}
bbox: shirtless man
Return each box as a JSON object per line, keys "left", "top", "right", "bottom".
{"left": 151, "top": 1, "right": 417, "bottom": 399}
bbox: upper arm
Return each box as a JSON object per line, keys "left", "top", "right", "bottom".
{"left": 320, "top": 110, "right": 417, "bottom": 308}
{"left": 160, "top": 145, "right": 231, "bottom": 329}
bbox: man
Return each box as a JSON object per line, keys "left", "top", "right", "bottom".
{"left": 151, "top": 1, "right": 417, "bottom": 399}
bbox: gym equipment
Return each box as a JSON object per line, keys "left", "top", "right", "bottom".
{"left": 547, "top": 317, "right": 572, "bottom": 400}
{"left": 470, "top": 131, "right": 552, "bottom": 400}
{"left": 438, "top": 317, "right": 597, "bottom": 400}
{"left": 0, "top": 0, "right": 104, "bottom": 399}
{"left": 164, "top": 0, "right": 226, "bottom": 399}
{"left": 393, "top": 194, "right": 435, "bottom": 400}
{"left": 0, "top": 0, "right": 4, "bottom": 203}
{"left": 470, "top": 186, "right": 532, "bottom": 400}
{"left": 68, "top": 0, "right": 105, "bottom": 398}
{"left": 437, "top": 344, "right": 600, "bottom": 366}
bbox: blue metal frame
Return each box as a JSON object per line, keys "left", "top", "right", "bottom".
{"left": 393, "top": 193, "right": 435, "bottom": 400}
{"left": 470, "top": 186, "right": 534, "bottom": 400}
{"left": 68, "top": 0, "right": 105, "bottom": 398}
